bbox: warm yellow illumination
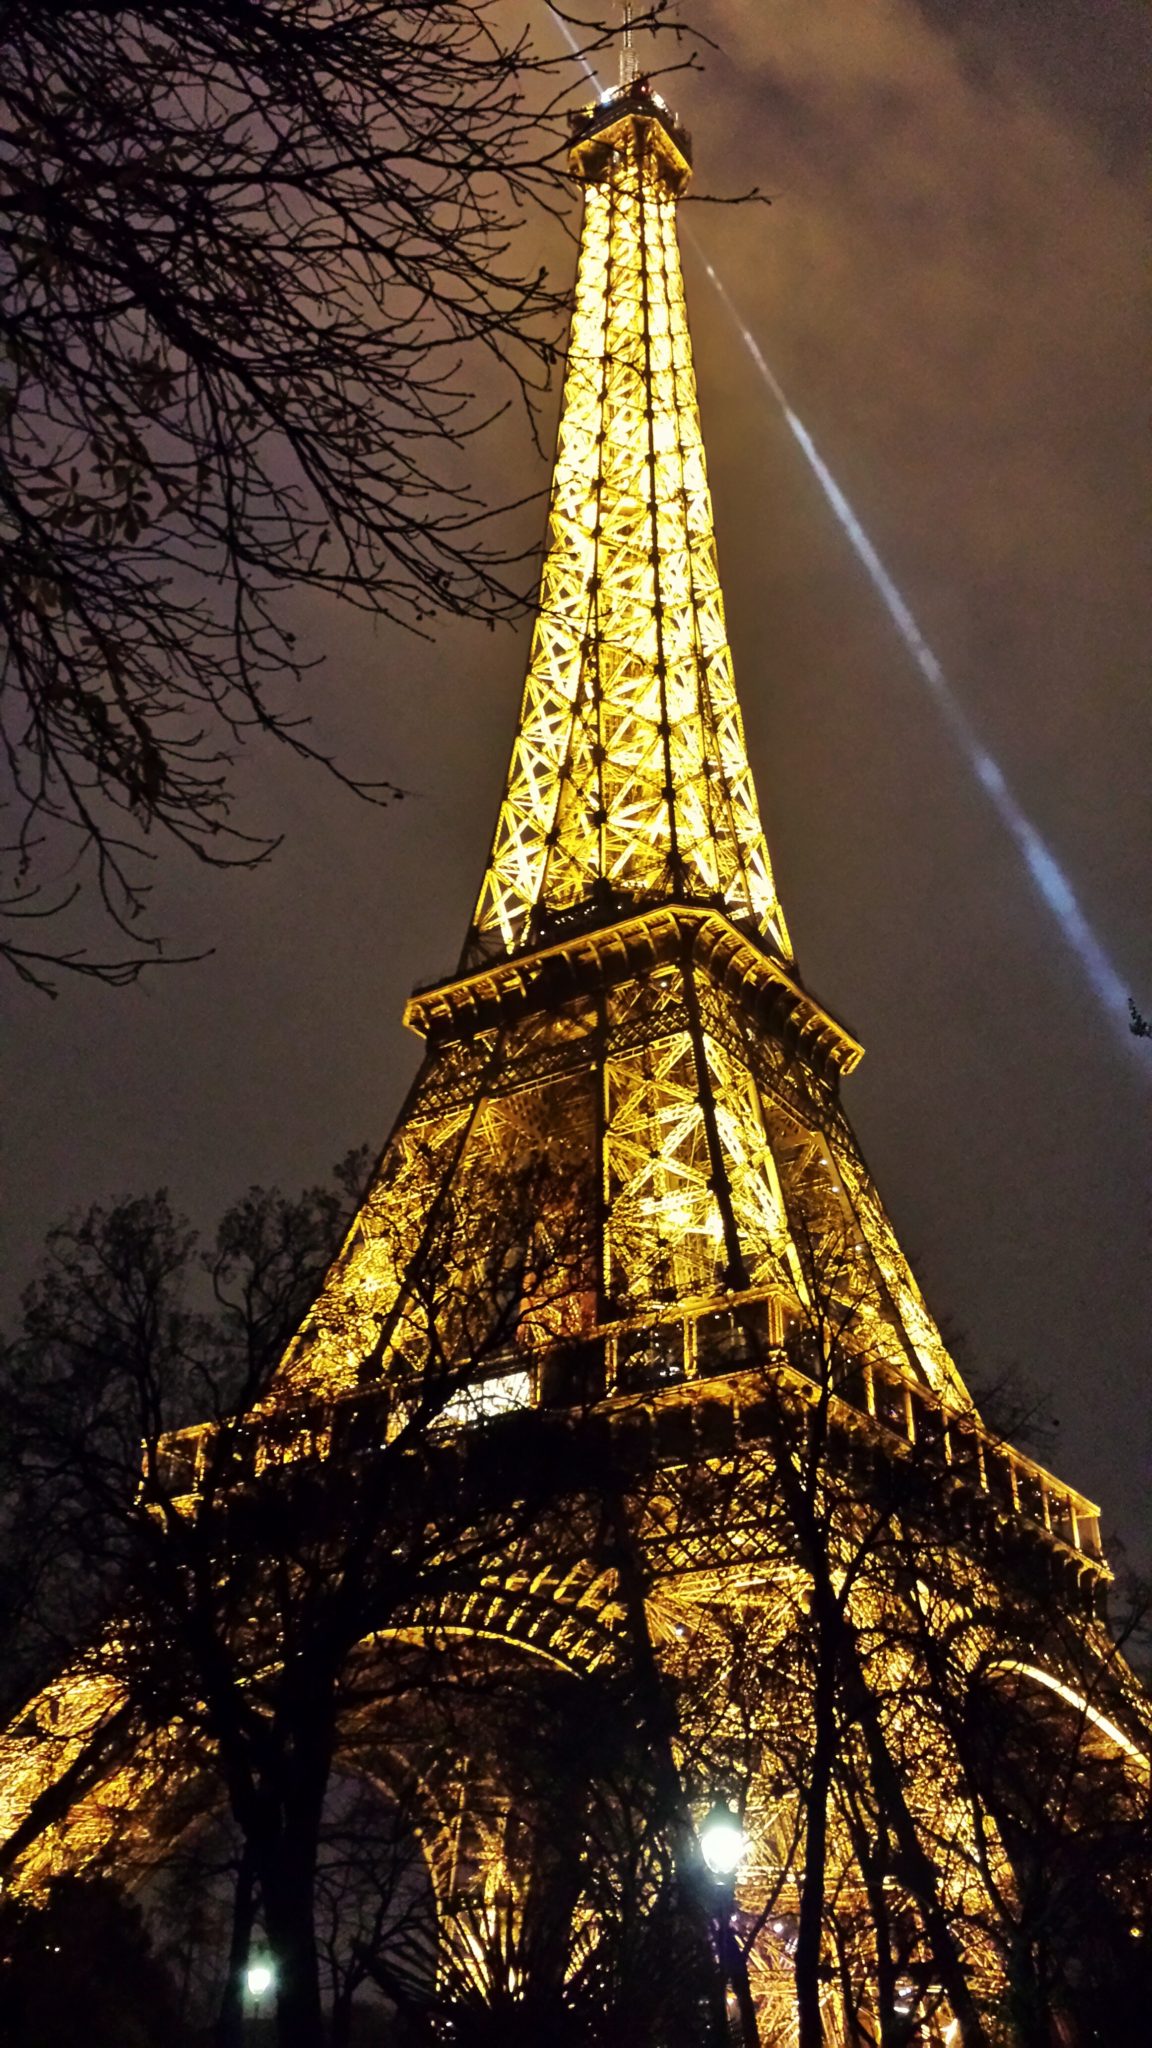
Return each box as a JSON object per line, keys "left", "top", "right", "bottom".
{"left": 467, "top": 106, "right": 791, "bottom": 969}
{"left": 987, "top": 1662, "right": 1150, "bottom": 1776}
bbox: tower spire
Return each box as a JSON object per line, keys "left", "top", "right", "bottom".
{"left": 619, "top": 2, "right": 638, "bottom": 89}
{"left": 466, "top": 84, "right": 792, "bottom": 970}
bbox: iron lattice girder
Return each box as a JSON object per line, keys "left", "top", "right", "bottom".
{"left": 408, "top": 902, "right": 859, "bottom": 1076}
{"left": 467, "top": 97, "right": 790, "bottom": 968}
{"left": 281, "top": 894, "right": 976, "bottom": 1416}
{"left": 152, "top": 1346, "right": 1111, "bottom": 1621}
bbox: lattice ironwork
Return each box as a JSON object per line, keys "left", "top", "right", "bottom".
{"left": 466, "top": 96, "right": 791, "bottom": 968}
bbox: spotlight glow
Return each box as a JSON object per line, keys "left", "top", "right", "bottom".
{"left": 691, "top": 245, "right": 1134, "bottom": 1043}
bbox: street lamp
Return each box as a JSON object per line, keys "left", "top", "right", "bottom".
{"left": 697, "top": 1800, "right": 759, "bottom": 2045}
{"left": 245, "top": 1955, "right": 275, "bottom": 2009}
{"left": 699, "top": 1798, "right": 746, "bottom": 1878}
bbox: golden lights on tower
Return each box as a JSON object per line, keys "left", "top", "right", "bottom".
{"left": 468, "top": 92, "right": 791, "bottom": 969}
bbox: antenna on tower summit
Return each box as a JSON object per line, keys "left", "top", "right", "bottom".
{"left": 619, "top": 1, "right": 639, "bottom": 88}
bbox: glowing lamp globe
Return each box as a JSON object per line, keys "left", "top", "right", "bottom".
{"left": 699, "top": 1800, "right": 745, "bottom": 1877}
{"left": 246, "top": 1960, "right": 274, "bottom": 1998}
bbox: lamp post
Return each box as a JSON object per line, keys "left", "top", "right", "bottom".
{"left": 244, "top": 1955, "right": 275, "bottom": 2032}
{"left": 699, "top": 1800, "right": 760, "bottom": 2047}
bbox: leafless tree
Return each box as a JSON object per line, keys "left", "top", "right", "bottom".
{"left": 661, "top": 1220, "right": 1152, "bottom": 2047}
{"left": 0, "top": 1131, "right": 610, "bottom": 2046}
{"left": 0, "top": 1, "right": 677, "bottom": 989}
{"left": 8, "top": 1143, "right": 1144, "bottom": 2043}
{"left": 0, "top": 1150, "right": 370, "bottom": 1717}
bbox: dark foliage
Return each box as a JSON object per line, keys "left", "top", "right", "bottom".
{"left": 0, "top": 1873, "right": 185, "bottom": 2048}
{"left": 0, "top": 1146, "right": 369, "bottom": 1712}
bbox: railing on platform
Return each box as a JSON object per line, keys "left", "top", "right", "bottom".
{"left": 153, "top": 1288, "right": 1102, "bottom": 1564}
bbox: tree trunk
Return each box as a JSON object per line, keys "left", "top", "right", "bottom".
{"left": 215, "top": 1844, "right": 258, "bottom": 2048}
{"left": 726, "top": 1920, "right": 762, "bottom": 2047}
{"left": 601, "top": 1484, "right": 733, "bottom": 2035}
{"left": 843, "top": 1655, "right": 990, "bottom": 2047}
{"left": 863, "top": 1862, "right": 900, "bottom": 2045}
{"left": 760, "top": 1374, "right": 990, "bottom": 2048}
{"left": 1005, "top": 1931, "right": 1053, "bottom": 2048}
{"left": 794, "top": 1633, "right": 837, "bottom": 2048}
{"left": 261, "top": 1840, "right": 326, "bottom": 2048}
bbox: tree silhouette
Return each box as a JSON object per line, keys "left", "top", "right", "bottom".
{"left": 0, "top": 0, "right": 674, "bottom": 990}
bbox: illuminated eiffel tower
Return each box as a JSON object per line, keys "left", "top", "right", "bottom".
{"left": 269, "top": 77, "right": 1048, "bottom": 1466}
{"left": 279, "top": 82, "right": 980, "bottom": 1421}
{"left": 3, "top": 74, "right": 1146, "bottom": 2043}
{"left": 251, "top": 75, "right": 1138, "bottom": 2026}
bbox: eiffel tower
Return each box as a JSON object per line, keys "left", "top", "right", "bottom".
{"left": 280, "top": 79, "right": 980, "bottom": 1422}
{"left": 256, "top": 72, "right": 1140, "bottom": 2030}
{"left": 3, "top": 73, "right": 1147, "bottom": 2044}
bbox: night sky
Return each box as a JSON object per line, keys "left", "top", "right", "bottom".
{"left": 4, "top": 3, "right": 1149, "bottom": 1567}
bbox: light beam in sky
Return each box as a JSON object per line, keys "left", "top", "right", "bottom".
{"left": 692, "top": 248, "right": 1133, "bottom": 1042}
{"left": 548, "top": 14, "right": 1135, "bottom": 1045}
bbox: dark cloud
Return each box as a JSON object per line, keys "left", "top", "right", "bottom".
{"left": 4, "top": 2, "right": 1149, "bottom": 1567}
